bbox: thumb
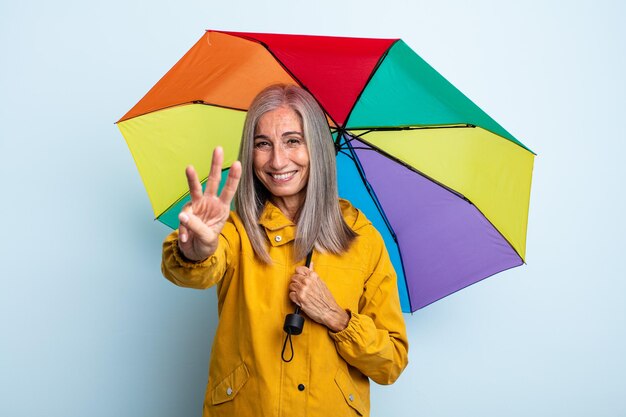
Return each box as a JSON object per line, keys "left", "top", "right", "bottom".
{"left": 179, "top": 211, "right": 212, "bottom": 240}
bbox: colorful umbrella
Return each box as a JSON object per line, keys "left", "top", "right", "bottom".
{"left": 117, "top": 30, "right": 534, "bottom": 312}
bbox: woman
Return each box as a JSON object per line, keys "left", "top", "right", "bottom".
{"left": 162, "top": 84, "right": 408, "bottom": 417}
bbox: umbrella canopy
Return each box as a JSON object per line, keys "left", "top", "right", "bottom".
{"left": 117, "top": 30, "right": 534, "bottom": 312}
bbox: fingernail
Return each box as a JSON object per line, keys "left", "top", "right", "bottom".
{"left": 180, "top": 233, "right": 187, "bottom": 243}
{"left": 179, "top": 213, "right": 188, "bottom": 223}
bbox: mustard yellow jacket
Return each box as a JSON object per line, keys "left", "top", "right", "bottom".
{"left": 161, "top": 200, "right": 408, "bottom": 417}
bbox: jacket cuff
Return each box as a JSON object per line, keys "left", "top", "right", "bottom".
{"left": 170, "top": 239, "right": 218, "bottom": 269}
{"left": 328, "top": 309, "right": 360, "bottom": 343}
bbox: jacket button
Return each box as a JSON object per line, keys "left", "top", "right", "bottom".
{"left": 275, "top": 235, "right": 282, "bottom": 242}
{"left": 348, "top": 394, "right": 354, "bottom": 402}
{"left": 226, "top": 387, "right": 233, "bottom": 396}
{"left": 298, "top": 384, "right": 305, "bottom": 391}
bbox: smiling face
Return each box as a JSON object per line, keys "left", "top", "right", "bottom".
{"left": 253, "top": 106, "right": 310, "bottom": 218}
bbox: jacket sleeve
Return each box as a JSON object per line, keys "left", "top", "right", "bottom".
{"left": 161, "top": 226, "right": 236, "bottom": 289}
{"left": 329, "top": 233, "right": 409, "bottom": 385}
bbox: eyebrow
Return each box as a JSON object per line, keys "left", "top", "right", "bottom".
{"left": 254, "top": 131, "right": 304, "bottom": 140}
{"left": 282, "top": 131, "right": 303, "bottom": 137}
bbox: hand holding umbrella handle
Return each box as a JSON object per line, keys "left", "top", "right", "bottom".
{"left": 283, "top": 251, "right": 313, "bottom": 335}
{"left": 177, "top": 147, "right": 241, "bottom": 262}
{"left": 281, "top": 251, "right": 312, "bottom": 362}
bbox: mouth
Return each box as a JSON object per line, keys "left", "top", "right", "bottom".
{"left": 270, "top": 171, "right": 297, "bottom": 181}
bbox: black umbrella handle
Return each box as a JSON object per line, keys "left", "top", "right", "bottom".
{"left": 281, "top": 251, "right": 313, "bottom": 362}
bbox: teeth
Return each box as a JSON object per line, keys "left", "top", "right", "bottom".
{"left": 272, "top": 172, "right": 295, "bottom": 180}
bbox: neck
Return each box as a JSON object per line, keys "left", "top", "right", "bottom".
{"left": 270, "top": 194, "right": 305, "bottom": 222}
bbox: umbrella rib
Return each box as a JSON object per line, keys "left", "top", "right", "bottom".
{"left": 342, "top": 135, "right": 414, "bottom": 311}
{"left": 343, "top": 137, "right": 397, "bottom": 242}
{"left": 117, "top": 101, "right": 248, "bottom": 123}
{"left": 347, "top": 124, "right": 536, "bottom": 155}
{"left": 350, "top": 135, "right": 469, "bottom": 201}
{"left": 335, "top": 125, "right": 476, "bottom": 150}
{"left": 351, "top": 124, "right": 475, "bottom": 134}
{"left": 337, "top": 129, "right": 470, "bottom": 204}
{"left": 190, "top": 100, "right": 248, "bottom": 112}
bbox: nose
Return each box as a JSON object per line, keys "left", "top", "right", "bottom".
{"left": 269, "top": 144, "right": 288, "bottom": 170}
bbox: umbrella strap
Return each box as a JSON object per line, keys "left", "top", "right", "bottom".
{"left": 281, "top": 330, "right": 295, "bottom": 362}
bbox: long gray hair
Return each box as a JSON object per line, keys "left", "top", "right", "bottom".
{"left": 234, "top": 84, "right": 356, "bottom": 263}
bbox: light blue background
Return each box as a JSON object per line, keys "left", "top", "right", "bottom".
{"left": 1, "top": 0, "right": 625, "bottom": 416}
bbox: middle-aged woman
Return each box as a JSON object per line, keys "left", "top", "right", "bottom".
{"left": 161, "top": 84, "right": 408, "bottom": 417}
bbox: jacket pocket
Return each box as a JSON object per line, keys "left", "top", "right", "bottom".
{"left": 211, "top": 362, "right": 250, "bottom": 405}
{"left": 334, "top": 368, "right": 366, "bottom": 416}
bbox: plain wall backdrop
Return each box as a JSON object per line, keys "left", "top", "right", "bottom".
{"left": 1, "top": 0, "right": 625, "bottom": 416}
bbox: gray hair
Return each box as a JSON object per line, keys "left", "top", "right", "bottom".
{"left": 234, "top": 84, "right": 356, "bottom": 263}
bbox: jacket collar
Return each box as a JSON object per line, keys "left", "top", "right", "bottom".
{"left": 258, "top": 201, "right": 296, "bottom": 247}
{"left": 257, "top": 199, "right": 370, "bottom": 247}
{"left": 258, "top": 201, "right": 296, "bottom": 231}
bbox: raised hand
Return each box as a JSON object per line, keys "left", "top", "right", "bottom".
{"left": 177, "top": 147, "right": 242, "bottom": 261}
{"left": 288, "top": 263, "right": 350, "bottom": 332}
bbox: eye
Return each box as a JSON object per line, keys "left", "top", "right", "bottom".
{"left": 254, "top": 140, "right": 271, "bottom": 150}
{"left": 285, "top": 137, "right": 303, "bottom": 148}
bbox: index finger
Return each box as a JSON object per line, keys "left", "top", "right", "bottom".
{"left": 294, "top": 266, "right": 312, "bottom": 276}
{"left": 185, "top": 165, "right": 204, "bottom": 203}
